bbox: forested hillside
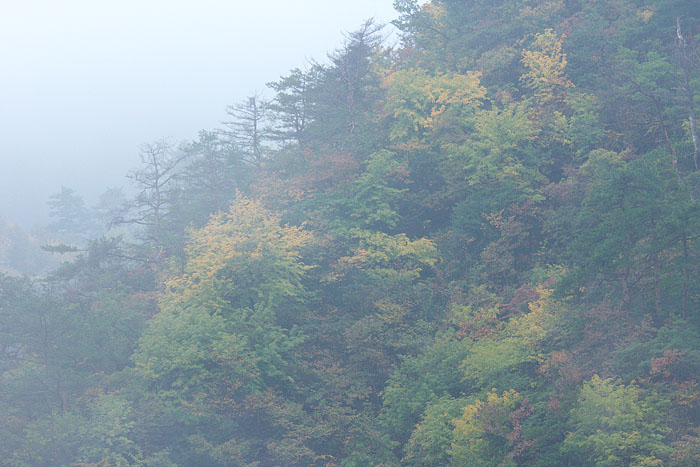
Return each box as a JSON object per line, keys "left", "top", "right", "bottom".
{"left": 3, "top": 1, "right": 700, "bottom": 465}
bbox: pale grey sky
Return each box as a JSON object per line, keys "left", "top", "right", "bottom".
{"left": 0, "top": 0, "right": 399, "bottom": 226}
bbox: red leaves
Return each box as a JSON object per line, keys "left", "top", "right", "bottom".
{"left": 502, "top": 285, "right": 540, "bottom": 315}
{"left": 650, "top": 349, "right": 687, "bottom": 381}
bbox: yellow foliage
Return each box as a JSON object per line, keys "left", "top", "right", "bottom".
{"left": 384, "top": 69, "right": 487, "bottom": 142}
{"left": 422, "top": 2, "right": 446, "bottom": 24}
{"left": 521, "top": 29, "right": 573, "bottom": 103}
{"left": 514, "top": 287, "right": 558, "bottom": 346}
{"left": 636, "top": 6, "right": 656, "bottom": 23}
{"left": 335, "top": 229, "right": 437, "bottom": 276}
{"left": 161, "top": 196, "right": 313, "bottom": 315}
{"left": 460, "top": 287, "right": 563, "bottom": 384}
{"left": 451, "top": 389, "right": 522, "bottom": 464}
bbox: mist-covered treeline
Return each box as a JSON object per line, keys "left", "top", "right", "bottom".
{"left": 3, "top": 1, "right": 700, "bottom": 465}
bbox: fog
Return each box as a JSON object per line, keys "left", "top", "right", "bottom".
{"left": 0, "top": 0, "right": 398, "bottom": 226}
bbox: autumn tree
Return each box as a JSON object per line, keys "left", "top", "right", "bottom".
{"left": 450, "top": 389, "right": 533, "bottom": 466}
{"left": 130, "top": 197, "right": 318, "bottom": 465}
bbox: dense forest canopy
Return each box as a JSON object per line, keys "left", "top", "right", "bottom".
{"left": 3, "top": 0, "right": 700, "bottom": 465}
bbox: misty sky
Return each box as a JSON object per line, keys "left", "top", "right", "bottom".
{"left": 0, "top": 0, "right": 399, "bottom": 226}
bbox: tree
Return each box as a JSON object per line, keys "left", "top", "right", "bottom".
{"left": 178, "top": 130, "right": 248, "bottom": 226}
{"left": 130, "top": 197, "right": 316, "bottom": 465}
{"left": 314, "top": 150, "right": 408, "bottom": 234}
{"left": 122, "top": 139, "right": 190, "bottom": 261}
{"left": 267, "top": 67, "right": 321, "bottom": 146}
{"left": 306, "top": 19, "right": 386, "bottom": 152}
{"left": 559, "top": 149, "right": 693, "bottom": 318}
{"left": 380, "top": 332, "right": 470, "bottom": 451}
{"left": 563, "top": 375, "right": 671, "bottom": 466}
{"left": 450, "top": 389, "right": 532, "bottom": 466}
{"left": 384, "top": 68, "right": 486, "bottom": 145}
{"left": 92, "top": 186, "right": 127, "bottom": 232}
{"left": 521, "top": 29, "right": 573, "bottom": 105}
{"left": 402, "top": 396, "right": 466, "bottom": 466}
{"left": 47, "top": 186, "right": 95, "bottom": 240}
{"left": 223, "top": 93, "right": 270, "bottom": 169}
{"left": 0, "top": 237, "right": 151, "bottom": 464}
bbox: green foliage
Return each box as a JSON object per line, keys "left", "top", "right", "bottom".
{"left": 75, "top": 393, "right": 144, "bottom": 466}
{"left": 8, "top": 1, "right": 700, "bottom": 464}
{"left": 462, "top": 102, "right": 540, "bottom": 187}
{"left": 559, "top": 148, "right": 695, "bottom": 317}
{"left": 380, "top": 331, "right": 469, "bottom": 446}
{"left": 402, "top": 396, "right": 466, "bottom": 466}
{"left": 315, "top": 150, "right": 407, "bottom": 234}
{"left": 563, "top": 375, "right": 671, "bottom": 466}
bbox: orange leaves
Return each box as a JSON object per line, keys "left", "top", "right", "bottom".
{"left": 650, "top": 349, "right": 687, "bottom": 381}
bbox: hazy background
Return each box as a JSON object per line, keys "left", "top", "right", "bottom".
{"left": 0, "top": 0, "right": 399, "bottom": 227}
